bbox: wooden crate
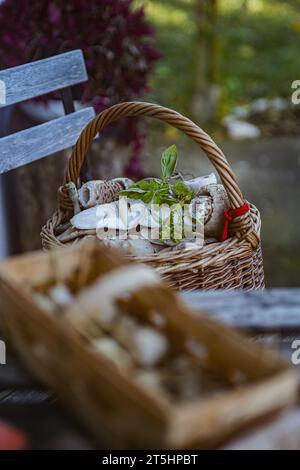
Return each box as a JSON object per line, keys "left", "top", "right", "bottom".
{"left": 0, "top": 242, "right": 297, "bottom": 449}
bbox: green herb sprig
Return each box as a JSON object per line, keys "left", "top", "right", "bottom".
{"left": 118, "top": 144, "right": 195, "bottom": 242}
{"left": 161, "top": 144, "right": 178, "bottom": 180}
{"left": 119, "top": 144, "right": 194, "bottom": 207}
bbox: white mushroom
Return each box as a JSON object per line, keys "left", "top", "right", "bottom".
{"left": 32, "top": 292, "right": 56, "bottom": 314}
{"left": 118, "top": 198, "right": 148, "bottom": 230}
{"left": 64, "top": 265, "right": 159, "bottom": 332}
{"left": 78, "top": 178, "right": 133, "bottom": 209}
{"left": 112, "top": 315, "right": 137, "bottom": 349}
{"left": 111, "top": 177, "right": 133, "bottom": 189}
{"left": 135, "top": 370, "right": 162, "bottom": 391}
{"left": 71, "top": 202, "right": 126, "bottom": 230}
{"left": 132, "top": 326, "right": 168, "bottom": 367}
{"left": 198, "top": 184, "right": 230, "bottom": 239}
{"left": 185, "top": 173, "right": 217, "bottom": 194}
{"left": 71, "top": 199, "right": 159, "bottom": 233}
{"left": 103, "top": 238, "right": 156, "bottom": 257}
{"left": 48, "top": 284, "right": 74, "bottom": 309}
{"left": 171, "top": 239, "right": 203, "bottom": 251}
{"left": 91, "top": 337, "right": 132, "bottom": 370}
{"left": 78, "top": 180, "right": 106, "bottom": 208}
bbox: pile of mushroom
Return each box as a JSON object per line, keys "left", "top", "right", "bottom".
{"left": 32, "top": 262, "right": 227, "bottom": 402}
{"left": 56, "top": 174, "right": 229, "bottom": 257}
{"left": 55, "top": 144, "right": 230, "bottom": 256}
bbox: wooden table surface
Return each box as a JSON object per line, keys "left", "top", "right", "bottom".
{"left": 1, "top": 288, "right": 300, "bottom": 449}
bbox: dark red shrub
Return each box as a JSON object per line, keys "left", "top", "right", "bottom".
{"left": 0, "top": 0, "right": 161, "bottom": 170}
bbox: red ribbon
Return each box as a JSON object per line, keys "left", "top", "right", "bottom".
{"left": 220, "top": 201, "right": 250, "bottom": 242}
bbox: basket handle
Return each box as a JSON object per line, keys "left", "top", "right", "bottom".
{"left": 63, "top": 102, "right": 259, "bottom": 248}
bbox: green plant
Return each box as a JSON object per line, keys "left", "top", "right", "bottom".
{"left": 119, "top": 144, "right": 194, "bottom": 206}
{"left": 119, "top": 144, "right": 195, "bottom": 242}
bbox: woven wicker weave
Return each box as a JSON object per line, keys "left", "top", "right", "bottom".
{"left": 41, "top": 102, "right": 264, "bottom": 291}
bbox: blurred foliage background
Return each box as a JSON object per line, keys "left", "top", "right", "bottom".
{"left": 134, "top": 0, "right": 300, "bottom": 287}
{"left": 133, "top": 0, "right": 300, "bottom": 118}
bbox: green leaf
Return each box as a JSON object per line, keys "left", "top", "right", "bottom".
{"left": 118, "top": 187, "right": 148, "bottom": 201}
{"left": 172, "top": 181, "right": 195, "bottom": 203}
{"left": 142, "top": 191, "right": 155, "bottom": 204}
{"left": 152, "top": 188, "right": 170, "bottom": 205}
{"left": 161, "top": 144, "right": 178, "bottom": 180}
{"left": 159, "top": 194, "right": 178, "bottom": 206}
{"left": 149, "top": 179, "right": 165, "bottom": 189}
{"left": 134, "top": 180, "right": 152, "bottom": 190}
{"left": 119, "top": 187, "right": 146, "bottom": 196}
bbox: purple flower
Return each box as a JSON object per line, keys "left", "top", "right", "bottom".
{"left": 48, "top": 2, "right": 61, "bottom": 24}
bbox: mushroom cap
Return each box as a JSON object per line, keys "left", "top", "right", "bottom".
{"left": 71, "top": 202, "right": 127, "bottom": 230}
{"left": 185, "top": 173, "right": 217, "bottom": 193}
{"left": 71, "top": 199, "right": 160, "bottom": 231}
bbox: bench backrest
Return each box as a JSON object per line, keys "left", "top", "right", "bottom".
{"left": 0, "top": 50, "right": 95, "bottom": 173}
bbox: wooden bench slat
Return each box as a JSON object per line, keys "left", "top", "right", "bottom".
{"left": 0, "top": 50, "right": 88, "bottom": 108}
{"left": 0, "top": 107, "right": 95, "bottom": 173}
{"left": 0, "top": 389, "right": 53, "bottom": 405}
{"left": 182, "top": 289, "right": 300, "bottom": 330}
{"left": 223, "top": 410, "right": 300, "bottom": 450}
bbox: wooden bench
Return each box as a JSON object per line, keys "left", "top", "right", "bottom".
{"left": 0, "top": 50, "right": 95, "bottom": 255}
{"left": 0, "top": 50, "right": 95, "bottom": 171}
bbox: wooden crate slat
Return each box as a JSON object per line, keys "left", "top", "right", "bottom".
{"left": 0, "top": 50, "right": 88, "bottom": 108}
{"left": 0, "top": 107, "right": 95, "bottom": 173}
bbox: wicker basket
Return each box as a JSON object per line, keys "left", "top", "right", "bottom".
{"left": 41, "top": 102, "right": 264, "bottom": 291}
{"left": 0, "top": 242, "right": 296, "bottom": 449}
